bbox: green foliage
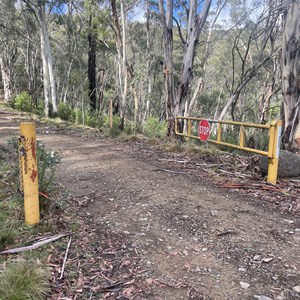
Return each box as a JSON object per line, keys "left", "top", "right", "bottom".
{"left": 102, "top": 115, "right": 121, "bottom": 136}
{"left": 32, "top": 101, "right": 44, "bottom": 116}
{"left": 14, "top": 92, "right": 32, "bottom": 112}
{"left": 85, "top": 111, "right": 103, "bottom": 128}
{"left": 0, "top": 260, "right": 50, "bottom": 300}
{"left": 74, "top": 108, "right": 83, "bottom": 124}
{"left": 36, "top": 142, "right": 61, "bottom": 211}
{"left": 143, "top": 117, "right": 167, "bottom": 138}
{"left": 58, "top": 102, "right": 72, "bottom": 121}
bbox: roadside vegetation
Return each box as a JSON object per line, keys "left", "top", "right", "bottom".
{"left": 0, "top": 134, "right": 70, "bottom": 299}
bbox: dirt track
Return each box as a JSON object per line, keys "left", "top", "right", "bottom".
{"left": 1, "top": 108, "right": 300, "bottom": 300}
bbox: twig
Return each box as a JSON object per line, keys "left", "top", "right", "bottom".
{"left": 158, "top": 158, "right": 189, "bottom": 163}
{"left": 218, "top": 169, "right": 251, "bottom": 178}
{"left": 152, "top": 169, "right": 185, "bottom": 174}
{"left": 0, "top": 233, "right": 69, "bottom": 255}
{"left": 195, "top": 163, "right": 220, "bottom": 167}
{"left": 59, "top": 237, "right": 72, "bottom": 280}
{"left": 216, "top": 230, "right": 237, "bottom": 237}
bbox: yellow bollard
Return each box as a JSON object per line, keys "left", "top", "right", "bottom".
{"left": 267, "top": 120, "right": 282, "bottom": 185}
{"left": 19, "top": 122, "right": 40, "bottom": 225}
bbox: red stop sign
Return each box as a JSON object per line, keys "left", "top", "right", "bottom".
{"left": 198, "top": 119, "right": 210, "bottom": 142}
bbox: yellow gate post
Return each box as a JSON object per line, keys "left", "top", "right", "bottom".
{"left": 267, "top": 120, "right": 282, "bottom": 185}
{"left": 19, "top": 122, "right": 40, "bottom": 225}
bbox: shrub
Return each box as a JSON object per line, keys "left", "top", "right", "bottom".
{"left": 103, "top": 115, "right": 121, "bottom": 136}
{"left": 143, "top": 117, "right": 167, "bottom": 138}
{"left": 36, "top": 142, "right": 61, "bottom": 211}
{"left": 15, "top": 92, "right": 32, "bottom": 112}
{"left": 0, "top": 260, "right": 50, "bottom": 300}
{"left": 32, "top": 101, "right": 44, "bottom": 116}
{"left": 85, "top": 111, "right": 102, "bottom": 128}
{"left": 57, "top": 102, "right": 72, "bottom": 121}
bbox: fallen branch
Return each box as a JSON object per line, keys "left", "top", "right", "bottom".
{"left": 0, "top": 233, "right": 69, "bottom": 255}
{"left": 59, "top": 237, "right": 72, "bottom": 279}
{"left": 217, "top": 183, "right": 286, "bottom": 193}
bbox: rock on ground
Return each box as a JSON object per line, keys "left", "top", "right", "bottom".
{"left": 260, "top": 150, "right": 300, "bottom": 177}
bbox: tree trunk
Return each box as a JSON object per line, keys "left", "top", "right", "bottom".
{"left": 175, "top": 0, "right": 212, "bottom": 120}
{"left": 38, "top": 6, "right": 50, "bottom": 117}
{"left": 88, "top": 14, "right": 97, "bottom": 111}
{"left": 120, "top": 0, "right": 128, "bottom": 130}
{"left": 0, "top": 50, "right": 12, "bottom": 102}
{"left": 159, "top": 0, "right": 175, "bottom": 135}
{"left": 110, "top": 0, "right": 128, "bottom": 130}
{"left": 143, "top": 0, "right": 152, "bottom": 122}
{"left": 281, "top": 1, "right": 300, "bottom": 149}
{"left": 38, "top": 2, "right": 57, "bottom": 116}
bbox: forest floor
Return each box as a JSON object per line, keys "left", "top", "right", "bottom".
{"left": 0, "top": 106, "right": 300, "bottom": 300}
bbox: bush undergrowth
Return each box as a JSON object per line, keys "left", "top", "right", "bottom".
{"left": 0, "top": 139, "right": 62, "bottom": 299}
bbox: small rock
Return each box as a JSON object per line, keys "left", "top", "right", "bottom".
{"left": 238, "top": 267, "right": 247, "bottom": 272}
{"left": 262, "top": 257, "right": 273, "bottom": 263}
{"left": 274, "top": 291, "right": 285, "bottom": 300}
{"left": 182, "top": 215, "right": 189, "bottom": 219}
{"left": 167, "top": 245, "right": 173, "bottom": 250}
{"left": 253, "top": 255, "right": 261, "bottom": 261}
{"left": 293, "top": 286, "right": 300, "bottom": 293}
{"left": 194, "top": 266, "right": 201, "bottom": 272}
{"left": 202, "top": 248, "right": 208, "bottom": 252}
{"left": 240, "top": 281, "right": 250, "bottom": 290}
{"left": 283, "top": 219, "right": 294, "bottom": 224}
{"left": 295, "top": 228, "right": 300, "bottom": 232}
{"left": 240, "top": 282, "right": 250, "bottom": 289}
{"left": 253, "top": 295, "right": 273, "bottom": 300}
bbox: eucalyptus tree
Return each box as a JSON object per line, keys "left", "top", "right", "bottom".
{"left": 0, "top": 0, "right": 18, "bottom": 102}
{"left": 21, "top": 0, "right": 62, "bottom": 117}
{"left": 19, "top": 6, "right": 40, "bottom": 106}
{"left": 281, "top": 0, "right": 300, "bottom": 149}
{"left": 159, "top": 0, "right": 212, "bottom": 135}
{"left": 218, "top": 0, "right": 282, "bottom": 121}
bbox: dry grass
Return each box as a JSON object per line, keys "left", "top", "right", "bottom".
{"left": 156, "top": 140, "right": 218, "bottom": 156}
